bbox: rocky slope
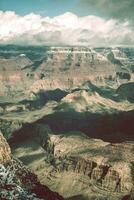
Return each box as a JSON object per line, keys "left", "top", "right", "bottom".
{"left": 0, "top": 45, "right": 134, "bottom": 200}
{"left": 0, "top": 46, "right": 133, "bottom": 113}
{"left": 0, "top": 46, "right": 133, "bottom": 116}
{"left": 116, "top": 82, "right": 134, "bottom": 103}
{"left": 0, "top": 131, "right": 64, "bottom": 200}
{"left": 11, "top": 125, "right": 134, "bottom": 200}
{"left": 0, "top": 46, "right": 133, "bottom": 98}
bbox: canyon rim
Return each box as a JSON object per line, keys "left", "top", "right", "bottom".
{"left": 0, "top": 1, "right": 134, "bottom": 200}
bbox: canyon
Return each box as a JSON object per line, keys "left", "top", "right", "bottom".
{"left": 0, "top": 45, "right": 134, "bottom": 200}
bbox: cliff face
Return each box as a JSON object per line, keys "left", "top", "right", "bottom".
{"left": 0, "top": 45, "right": 134, "bottom": 200}
{"left": 0, "top": 131, "right": 64, "bottom": 200}
{"left": 0, "top": 131, "right": 11, "bottom": 163}
{"left": 0, "top": 46, "right": 133, "bottom": 118}
{"left": 12, "top": 125, "right": 134, "bottom": 200}
{"left": 52, "top": 157, "right": 132, "bottom": 193}
{"left": 0, "top": 46, "right": 133, "bottom": 99}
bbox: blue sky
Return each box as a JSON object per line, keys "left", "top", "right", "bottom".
{"left": 0, "top": 0, "right": 133, "bottom": 20}
{"left": 0, "top": 0, "right": 91, "bottom": 17}
{"left": 0, "top": 0, "right": 133, "bottom": 46}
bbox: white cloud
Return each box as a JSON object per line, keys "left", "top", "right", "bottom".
{"left": 0, "top": 11, "right": 133, "bottom": 46}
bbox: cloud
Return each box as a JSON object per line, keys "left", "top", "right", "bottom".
{"left": 0, "top": 11, "right": 133, "bottom": 46}
{"left": 78, "top": 0, "right": 134, "bottom": 22}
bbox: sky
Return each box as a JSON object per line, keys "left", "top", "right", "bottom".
{"left": 0, "top": 0, "right": 134, "bottom": 46}
{"left": 0, "top": 0, "right": 78, "bottom": 17}
{"left": 0, "top": 0, "right": 110, "bottom": 17}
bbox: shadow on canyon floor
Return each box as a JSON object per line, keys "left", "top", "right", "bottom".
{"left": 36, "top": 108, "right": 134, "bottom": 142}
{"left": 9, "top": 107, "right": 134, "bottom": 144}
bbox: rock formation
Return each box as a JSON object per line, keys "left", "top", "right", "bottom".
{"left": 116, "top": 82, "right": 134, "bottom": 102}
{"left": 11, "top": 125, "right": 134, "bottom": 200}
{"left": 0, "top": 131, "right": 64, "bottom": 200}
{"left": 0, "top": 45, "right": 134, "bottom": 200}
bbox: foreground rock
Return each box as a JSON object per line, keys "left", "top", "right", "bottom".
{"left": 0, "top": 131, "right": 64, "bottom": 200}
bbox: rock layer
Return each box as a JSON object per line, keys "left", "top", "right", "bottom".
{"left": 0, "top": 131, "right": 64, "bottom": 200}
{"left": 0, "top": 45, "right": 134, "bottom": 200}
{"left": 0, "top": 131, "right": 11, "bottom": 163}
{"left": 12, "top": 125, "right": 134, "bottom": 200}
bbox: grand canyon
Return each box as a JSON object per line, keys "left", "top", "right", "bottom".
{"left": 0, "top": 45, "right": 133, "bottom": 199}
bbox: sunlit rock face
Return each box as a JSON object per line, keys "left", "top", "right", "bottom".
{"left": 0, "top": 131, "right": 11, "bottom": 163}
{"left": 0, "top": 45, "right": 134, "bottom": 200}
{"left": 0, "top": 46, "right": 133, "bottom": 99}
{"left": 0, "top": 45, "right": 133, "bottom": 117}
{"left": 11, "top": 125, "right": 134, "bottom": 200}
